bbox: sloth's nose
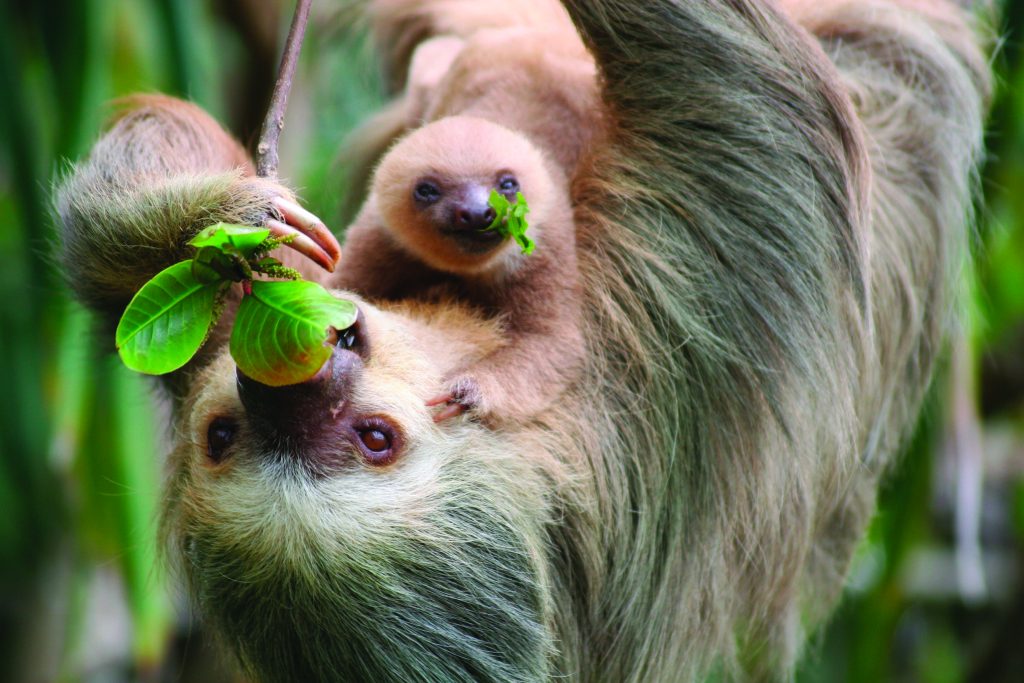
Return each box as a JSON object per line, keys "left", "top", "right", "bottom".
{"left": 452, "top": 200, "right": 496, "bottom": 232}
{"left": 236, "top": 311, "right": 366, "bottom": 448}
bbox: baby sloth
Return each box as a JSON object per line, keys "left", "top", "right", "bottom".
{"left": 337, "top": 115, "right": 582, "bottom": 423}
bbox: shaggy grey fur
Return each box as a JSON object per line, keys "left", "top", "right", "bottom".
{"left": 54, "top": 1, "right": 989, "bottom": 681}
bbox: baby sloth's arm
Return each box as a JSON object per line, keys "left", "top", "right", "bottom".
{"left": 331, "top": 204, "right": 450, "bottom": 301}
{"left": 430, "top": 241, "right": 584, "bottom": 424}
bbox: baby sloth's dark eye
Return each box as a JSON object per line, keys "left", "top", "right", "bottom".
{"left": 498, "top": 175, "right": 519, "bottom": 194}
{"left": 207, "top": 417, "right": 237, "bottom": 464}
{"left": 414, "top": 181, "right": 441, "bottom": 204}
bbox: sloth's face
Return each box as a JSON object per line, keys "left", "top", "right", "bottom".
{"left": 161, "top": 296, "right": 552, "bottom": 679}
{"left": 374, "top": 115, "right": 554, "bottom": 275}
{"left": 408, "top": 167, "right": 519, "bottom": 256}
{"left": 167, "top": 294, "right": 502, "bottom": 550}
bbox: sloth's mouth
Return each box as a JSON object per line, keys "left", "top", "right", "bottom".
{"left": 236, "top": 306, "right": 368, "bottom": 461}
{"left": 443, "top": 226, "right": 505, "bottom": 254}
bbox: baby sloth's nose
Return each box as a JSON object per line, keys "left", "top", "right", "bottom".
{"left": 236, "top": 312, "right": 367, "bottom": 455}
{"left": 452, "top": 200, "right": 496, "bottom": 232}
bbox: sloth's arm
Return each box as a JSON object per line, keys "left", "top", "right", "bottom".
{"left": 560, "top": 0, "right": 868, "bottom": 409}
{"left": 432, "top": 247, "right": 583, "bottom": 424}
{"left": 55, "top": 94, "right": 336, "bottom": 330}
{"left": 331, "top": 208, "right": 446, "bottom": 301}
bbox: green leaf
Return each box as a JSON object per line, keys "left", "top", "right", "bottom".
{"left": 486, "top": 190, "right": 534, "bottom": 254}
{"left": 191, "top": 246, "right": 247, "bottom": 284}
{"left": 188, "top": 223, "right": 271, "bottom": 257}
{"left": 231, "top": 280, "right": 358, "bottom": 386}
{"left": 115, "top": 260, "right": 221, "bottom": 374}
{"left": 487, "top": 191, "right": 511, "bottom": 227}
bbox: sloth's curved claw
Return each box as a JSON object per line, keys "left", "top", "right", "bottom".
{"left": 265, "top": 219, "right": 337, "bottom": 272}
{"left": 427, "top": 377, "right": 482, "bottom": 423}
{"left": 430, "top": 398, "right": 470, "bottom": 423}
{"left": 268, "top": 196, "right": 342, "bottom": 271}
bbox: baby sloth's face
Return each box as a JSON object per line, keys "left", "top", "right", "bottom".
{"left": 374, "top": 115, "right": 553, "bottom": 274}
{"left": 410, "top": 166, "right": 517, "bottom": 255}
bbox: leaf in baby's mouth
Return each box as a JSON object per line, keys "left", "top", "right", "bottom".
{"left": 230, "top": 280, "right": 359, "bottom": 386}
{"left": 486, "top": 190, "right": 535, "bottom": 255}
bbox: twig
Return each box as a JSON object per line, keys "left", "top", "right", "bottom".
{"left": 256, "top": 0, "right": 313, "bottom": 178}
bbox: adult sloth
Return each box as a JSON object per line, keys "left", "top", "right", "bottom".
{"left": 55, "top": 0, "right": 989, "bottom": 680}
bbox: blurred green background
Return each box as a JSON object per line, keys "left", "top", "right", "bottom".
{"left": 0, "top": 1, "right": 1021, "bottom": 681}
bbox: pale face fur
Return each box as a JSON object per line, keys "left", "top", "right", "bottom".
{"left": 162, "top": 295, "right": 560, "bottom": 680}
{"left": 372, "top": 116, "right": 555, "bottom": 276}
{"left": 167, "top": 295, "right": 502, "bottom": 551}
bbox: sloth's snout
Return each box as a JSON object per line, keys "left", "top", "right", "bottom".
{"left": 450, "top": 184, "right": 496, "bottom": 233}
{"left": 452, "top": 201, "right": 496, "bottom": 232}
{"left": 236, "top": 310, "right": 367, "bottom": 453}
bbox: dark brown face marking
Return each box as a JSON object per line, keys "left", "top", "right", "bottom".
{"left": 414, "top": 179, "right": 442, "bottom": 205}
{"left": 233, "top": 309, "right": 405, "bottom": 474}
{"left": 497, "top": 173, "right": 519, "bottom": 197}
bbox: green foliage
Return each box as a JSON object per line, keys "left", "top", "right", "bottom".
{"left": 0, "top": 0, "right": 386, "bottom": 677}
{"left": 487, "top": 190, "right": 535, "bottom": 254}
{"left": 231, "top": 280, "right": 358, "bottom": 386}
{"left": 188, "top": 222, "right": 271, "bottom": 254}
{"left": 115, "top": 222, "right": 356, "bottom": 385}
{"left": 115, "top": 260, "right": 224, "bottom": 374}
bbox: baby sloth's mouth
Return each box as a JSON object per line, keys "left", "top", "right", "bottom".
{"left": 443, "top": 225, "right": 506, "bottom": 254}
{"left": 441, "top": 190, "right": 505, "bottom": 254}
{"left": 234, "top": 308, "right": 374, "bottom": 474}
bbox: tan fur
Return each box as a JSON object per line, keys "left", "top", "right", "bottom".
{"left": 366, "top": 0, "right": 578, "bottom": 92}
{"left": 339, "top": 14, "right": 601, "bottom": 206}
{"left": 337, "top": 116, "right": 583, "bottom": 422}
{"left": 421, "top": 28, "right": 601, "bottom": 174}
{"left": 334, "top": 7, "right": 602, "bottom": 424}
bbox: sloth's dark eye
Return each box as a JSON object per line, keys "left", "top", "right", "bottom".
{"left": 354, "top": 418, "right": 401, "bottom": 466}
{"left": 360, "top": 429, "right": 390, "bottom": 452}
{"left": 414, "top": 181, "right": 441, "bottom": 204}
{"left": 207, "top": 417, "right": 237, "bottom": 464}
{"left": 498, "top": 175, "right": 519, "bottom": 193}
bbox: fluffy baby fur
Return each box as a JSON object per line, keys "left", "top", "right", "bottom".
{"left": 54, "top": 0, "right": 989, "bottom": 681}
{"left": 340, "top": 7, "right": 600, "bottom": 219}
{"left": 337, "top": 115, "right": 583, "bottom": 422}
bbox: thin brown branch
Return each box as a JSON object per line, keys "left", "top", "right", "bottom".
{"left": 256, "top": 0, "right": 312, "bottom": 178}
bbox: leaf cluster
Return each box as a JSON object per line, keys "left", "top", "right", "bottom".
{"left": 486, "top": 191, "right": 535, "bottom": 255}
{"left": 115, "top": 224, "right": 356, "bottom": 385}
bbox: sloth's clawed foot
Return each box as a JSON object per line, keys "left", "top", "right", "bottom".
{"left": 266, "top": 196, "right": 342, "bottom": 272}
{"left": 426, "top": 376, "right": 482, "bottom": 423}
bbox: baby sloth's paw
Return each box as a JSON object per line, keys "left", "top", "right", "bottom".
{"left": 426, "top": 375, "right": 483, "bottom": 423}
